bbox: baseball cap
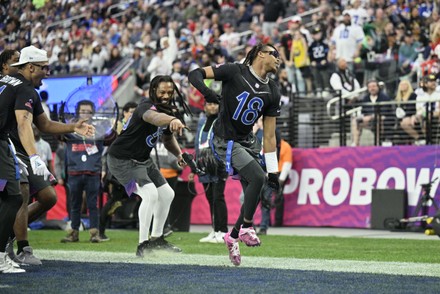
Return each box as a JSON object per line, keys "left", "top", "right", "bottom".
{"left": 423, "top": 74, "right": 437, "bottom": 82}
{"left": 311, "top": 26, "right": 321, "bottom": 34}
{"left": 11, "top": 45, "right": 48, "bottom": 67}
{"left": 288, "top": 15, "right": 302, "bottom": 25}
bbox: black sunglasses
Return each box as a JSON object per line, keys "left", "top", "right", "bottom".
{"left": 261, "top": 50, "right": 280, "bottom": 59}
{"left": 31, "top": 63, "right": 50, "bottom": 71}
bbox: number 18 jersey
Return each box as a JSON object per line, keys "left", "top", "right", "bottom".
{"left": 211, "top": 63, "right": 281, "bottom": 141}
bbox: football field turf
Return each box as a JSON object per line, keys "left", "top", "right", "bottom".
{"left": 1, "top": 229, "right": 440, "bottom": 293}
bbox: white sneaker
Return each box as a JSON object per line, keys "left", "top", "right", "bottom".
{"left": 208, "top": 231, "right": 226, "bottom": 243}
{"left": 0, "top": 253, "right": 25, "bottom": 273}
{"left": 199, "top": 231, "right": 215, "bottom": 243}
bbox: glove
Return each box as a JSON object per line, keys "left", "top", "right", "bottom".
{"left": 16, "top": 157, "right": 29, "bottom": 176}
{"left": 30, "top": 154, "right": 53, "bottom": 181}
{"left": 267, "top": 173, "right": 280, "bottom": 192}
{"left": 204, "top": 91, "right": 221, "bottom": 104}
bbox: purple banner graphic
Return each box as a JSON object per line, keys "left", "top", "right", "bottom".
{"left": 283, "top": 146, "right": 440, "bottom": 228}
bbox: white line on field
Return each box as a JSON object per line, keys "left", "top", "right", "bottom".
{"left": 36, "top": 250, "right": 440, "bottom": 277}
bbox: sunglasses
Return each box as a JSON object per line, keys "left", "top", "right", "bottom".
{"left": 31, "top": 63, "right": 50, "bottom": 71}
{"left": 261, "top": 50, "right": 280, "bottom": 59}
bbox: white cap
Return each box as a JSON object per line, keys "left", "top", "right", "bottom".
{"left": 11, "top": 45, "right": 48, "bottom": 67}
{"left": 134, "top": 41, "right": 144, "bottom": 49}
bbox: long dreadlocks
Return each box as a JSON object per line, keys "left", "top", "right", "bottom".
{"left": 242, "top": 43, "right": 278, "bottom": 66}
{"left": 149, "top": 75, "right": 192, "bottom": 122}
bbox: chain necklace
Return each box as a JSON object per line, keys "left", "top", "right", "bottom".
{"left": 249, "top": 65, "right": 269, "bottom": 84}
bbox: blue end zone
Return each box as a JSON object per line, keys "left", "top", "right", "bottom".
{"left": 1, "top": 261, "right": 440, "bottom": 293}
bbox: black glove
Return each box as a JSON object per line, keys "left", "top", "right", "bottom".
{"left": 205, "top": 91, "right": 221, "bottom": 104}
{"left": 267, "top": 173, "right": 280, "bottom": 192}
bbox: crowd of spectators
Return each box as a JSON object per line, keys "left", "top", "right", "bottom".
{"left": 1, "top": 0, "right": 440, "bottom": 145}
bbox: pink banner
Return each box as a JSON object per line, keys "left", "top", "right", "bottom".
{"left": 190, "top": 146, "right": 440, "bottom": 228}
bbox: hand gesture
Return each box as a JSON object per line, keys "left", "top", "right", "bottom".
{"left": 170, "top": 118, "right": 186, "bottom": 136}
{"left": 74, "top": 118, "right": 95, "bottom": 137}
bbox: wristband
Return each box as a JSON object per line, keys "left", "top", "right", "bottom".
{"left": 264, "top": 152, "right": 279, "bottom": 173}
{"left": 29, "top": 154, "right": 38, "bottom": 159}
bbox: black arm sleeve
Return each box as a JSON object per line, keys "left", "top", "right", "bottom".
{"left": 188, "top": 68, "right": 220, "bottom": 103}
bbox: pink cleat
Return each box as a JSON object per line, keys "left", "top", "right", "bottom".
{"left": 238, "top": 225, "right": 261, "bottom": 247}
{"left": 224, "top": 231, "right": 241, "bottom": 266}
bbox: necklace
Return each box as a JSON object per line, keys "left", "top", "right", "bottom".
{"left": 249, "top": 65, "right": 269, "bottom": 84}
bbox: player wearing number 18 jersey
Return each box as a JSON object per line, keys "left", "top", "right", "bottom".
{"left": 189, "top": 43, "right": 282, "bottom": 266}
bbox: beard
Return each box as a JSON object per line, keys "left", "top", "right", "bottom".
{"left": 344, "top": 20, "right": 351, "bottom": 26}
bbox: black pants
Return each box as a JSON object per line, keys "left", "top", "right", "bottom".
{"left": 203, "top": 180, "right": 228, "bottom": 232}
{"left": 99, "top": 182, "right": 128, "bottom": 234}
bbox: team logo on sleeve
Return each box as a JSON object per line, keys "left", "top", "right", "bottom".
{"left": 24, "top": 99, "right": 33, "bottom": 109}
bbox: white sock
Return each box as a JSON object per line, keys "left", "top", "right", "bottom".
{"left": 150, "top": 184, "right": 174, "bottom": 238}
{"left": 135, "top": 183, "right": 158, "bottom": 244}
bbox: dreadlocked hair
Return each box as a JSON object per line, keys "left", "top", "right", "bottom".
{"left": 243, "top": 43, "right": 277, "bottom": 66}
{"left": 149, "top": 75, "right": 193, "bottom": 121}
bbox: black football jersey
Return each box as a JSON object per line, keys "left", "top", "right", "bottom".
{"left": 0, "top": 74, "right": 44, "bottom": 154}
{"left": 108, "top": 98, "right": 172, "bottom": 162}
{"left": 211, "top": 63, "right": 281, "bottom": 140}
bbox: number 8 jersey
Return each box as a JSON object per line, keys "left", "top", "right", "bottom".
{"left": 211, "top": 63, "right": 281, "bottom": 140}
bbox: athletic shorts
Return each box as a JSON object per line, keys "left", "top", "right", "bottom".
{"left": 107, "top": 155, "right": 167, "bottom": 196}
{"left": 212, "top": 132, "right": 262, "bottom": 173}
{"left": 0, "top": 140, "right": 21, "bottom": 195}
{"left": 17, "top": 153, "right": 57, "bottom": 196}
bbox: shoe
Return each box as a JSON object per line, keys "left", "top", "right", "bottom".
{"left": 61, "top": 229, "right": 79, "bottom": 243}
{"left": 208, "top": 231, "right": 226, "bottom": 243}
{"left": 238, "top": 225, "right": 261, "bottom": 247}
{"left": 89, "top": 228, "right": 102, "bottom": 243}
{"left": 199, "top": 230, "right": 215, "bottom": 243}
{"left": 15, "top": 246, "right": 42, "bottom": 266}
{"left": 5, "top": 237, "right": 15, "bottom": 260}
{"left": 136, "top": 240, "right": 150, "bottom": 258}
{"left": 150, "top": 236, "right": 182, "bottom": 252}
{"left": 0, "top": 253, "right": 25, "bottom": 273}
{"left": 163, "top": 226, "right": 173, "bottom": 238}
{"left": 257, "top": 228, "right": 267, "bottom": 236}
{"left": 99, "top": 233, "right": 110, "bottom": 242}
{"left": 224, "top": 231, "right": 241, "bottom": 266}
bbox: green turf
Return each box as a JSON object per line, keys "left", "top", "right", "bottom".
{"left": 26, "top": 229, "right": 440, "bottom": 264}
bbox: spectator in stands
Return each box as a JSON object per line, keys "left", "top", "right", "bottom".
{"left": 219, "top": 23, "right": 240, "bottom": 56}
{"left": 194, "top": 101, "right": 228, "bottom": 244}
{"left": 104, "top": 46, "right": 123, "bottom": 73}
{"left": 395, "top": 79, "right": 421, "bottom": 143}
{"left": 90, "top": 41, "right": 108, "bottom": 74}
{"left": 262, "top": 0, "right": 285, "bottom": 37}
{"left": 69, "top": 50, "right": 90, "bottom": 74}
{"left": 148, "top": 47, "right": 172, "bottom": 80}
{"left": 398, "top": 30, "right": 422, "bottom": 77}
{"left": 330, "top": 57, "right": 361, "bottom": 98}
{"left": 330, "top": 10, "right": 364, "bottom": 71}
{"left": 52, "top": 52, "right": 70, "bottom": 75}
{"left": 415, "top": 74, "right": 440, "bottom": 143}
{"left": 351, "top": 80, "right": 392, "bottom": 146}
{"left": 308, "top": 26, "right": 330, "bottom": 97}
{"left": 346, "top": 0, "right": 369, "bottom": 27}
